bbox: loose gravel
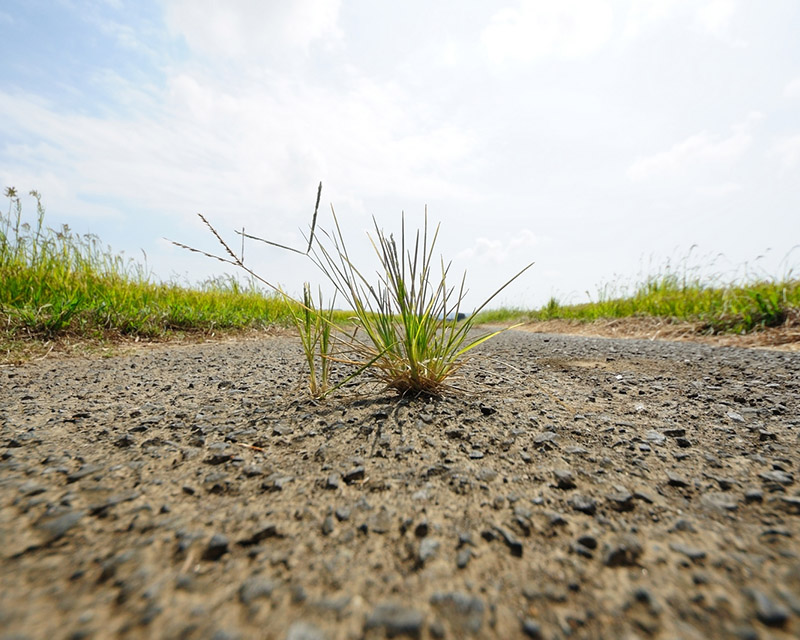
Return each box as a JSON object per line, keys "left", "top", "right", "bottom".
{"left": 1, "top": 330, "right": 799, "bottom": 639}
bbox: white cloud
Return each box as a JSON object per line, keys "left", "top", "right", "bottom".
{"left": 622, "top": 0, "right": 743, "bottom": 44}
{"left": 627, "top": 112, "right": 762, "bottom": 181}
{"left": 0, "top": 63, "right": 477, "bottom": 231}
{"left": 694, "top": 0, "right": 741, "bottom": 43}
{"left": 482, "top": 0, "right": 613, "bottom": 64}
{"left": 622, "top": 0, "right": 686, "bottom": 39}
{"left": 163, "top": 0, "right": 342, "bottom": 59}
{"left": 457, "top": 229, "right": 539, "bottom": 265}
{"left": 785, "top": 76, "right": 800, "bottom": 100}
{"left": 696, "top": 182, "right": 742, "bottom": 198}
{"left": 772, "top": 134, "right": 800, "bottom": 171}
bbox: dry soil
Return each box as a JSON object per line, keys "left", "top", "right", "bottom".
{"left": 1, "top": 329, "right": 799, "bottom": 639}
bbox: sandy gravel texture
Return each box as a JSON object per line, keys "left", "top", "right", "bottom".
{"left": 1, "top": 330, "right": 799, "bottom": 640}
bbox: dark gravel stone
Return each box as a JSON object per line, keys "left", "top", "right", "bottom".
{"left": 669, "top": 542, "right": 706, "bottom": 562}
{"left": 456, "top": 548, "right": 471, "bottom": 569}
{"left": 17, "top": 481, "right": 46, "bottom": 497}
{"left": 577, "top": 534, "right": 598, "bottom": 550}
{"left": 669, "top": 519, "right": 697, "bottom": 533}
{"left": 343, "top": 466, "right": 365, "bottom": 484}
{"left": 521, "top": 618, "right": 543, "bottom": 638}
{"left": 88, "top": 490, "right": 140, "bottom": 516}
{"left": 701, "top": 492, "right": 739, "bottom": 512}
{"left": 748, "top": 589, "right": 790, "bottom": 627}
{"left": 430, "top": 591, "right": 484, "bottom": 634}
{"left": 286, "top": 621, "right": 328, "bottom": 640}
{"left": 554, "top": 469, "right": 576, "bottom": 490}
{"left": 533, "top": 432, "right": 558, "bottom": 449}
{"left": 745, "top": 488, "right": 764, "bottom": 503}
{"left": 779, "top": 496, "right": 800, "bottom": 514}
{"left": 547, "top": 511, "right": 568, "bottom": 526}
{"left": 666, "top": 471, "right": 690, "bottom": 487}
{"left": 263, "top": 473, "right": 293, "bottom": 491}
{"left": 367, "top": 506, "right": 392, "bottom": 534}
{"left": 606, "top": 489, "right": 635, "bottom": 512}
{"left": 759, "top": 470, "right": 793, "bottom": 485}
{"left": 210, "top": 630, "right": 241, "bottom": 640}
{"left": 239, "top": 576, "right": 275, "bottom": 604}
{"left": 479, "top": 404, "right": 496, "bottom": 416}
{"left": 364, "top": 602, "right": 424, "bottom": 638}
{"left": 242, "top": 465, "right": 265, "bottom": 477}
{"left": 272, "top": 423, "right": 293, "bottom": 436}
{"left": 477, "top": 468, "right": 497, "bottom": 482}
{"left": 603, "top": 535, "right": 643, "bottom": 567}
{"left": 493, "top": 526, "right": 523, "bottom": 557}
{"left": 238, "top": 522, "right": 280, "bottom": 546}
{"left": 335, "top": 507, "right": 351, "bottom": 522}
{"left": 36, "top": 509, "right": 85, "bottom": 543}
{"left": 114, "top": 434, "right": 135, "bottom": 448}
{"left": 66, "top": 465, "right": 103, "bottom": 483}
{"left": 325, "top": 473, "right": 340, "bottom": 490}
{"left": 202, "top": 534, "right": 229, "bottom": 561}
{"left": 568, "top": 494, "right": 597, "bottom": 515}
{"left": 428, "top": 620, "right": 445, "bottom": 639}
{"left": 206, "top": 453, "right": 233, "bottom": 465}
{"left": 418, "top": 538, "right": 439, "bottom": 565}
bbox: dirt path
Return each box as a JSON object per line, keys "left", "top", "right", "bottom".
{"left": 1, "top": 330, "right": 799, "bottom": 639}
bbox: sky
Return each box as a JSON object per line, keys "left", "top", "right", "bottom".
{"left": 1, "top": 0, "right": 799, "bottom": 310}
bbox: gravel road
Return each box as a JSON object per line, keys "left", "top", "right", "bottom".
{"left": 1, "top": 330, "right": 799, "bottom": 639}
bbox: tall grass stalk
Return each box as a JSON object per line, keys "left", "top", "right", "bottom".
{"left": 285, "top": 283, "right": 335, "bottom": 397}
{"left": 307, "top": 208, "right": 533, "bottom": 395}
{"left": 176, "top": 202, "right": 533, "bottom": 397}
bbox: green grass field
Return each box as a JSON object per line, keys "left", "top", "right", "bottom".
{"left": 2, "top": 188, "right": 798, "bottom": 363}
{"left": 475, "top": 270, "right": 800, "bottom": 334}
{"left": 0, "top": 189, "right": 297, "bottom": 346}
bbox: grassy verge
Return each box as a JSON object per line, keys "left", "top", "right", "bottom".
{"left": 0, "top": 188, "right": 297, "bottom": 360}
{"left": 477, "top": 272, "right": 800, "bottom": 335}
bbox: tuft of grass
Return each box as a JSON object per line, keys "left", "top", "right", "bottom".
{"left": 0, "top": 188, "right": 294, "bottom": 349}
{"left": 176, "top": 199, "right": 533, "bottom": 397}
{"left": 306, "top": 208, "right": 532, "bottom": 395}
{"left": 285, "top": 283, "right": 336, "bottom": 397}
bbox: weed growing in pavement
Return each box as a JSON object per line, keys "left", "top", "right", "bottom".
{"left": 173, "top": 189, "right": 533, "bottom": 397}
{"left": 307, "top": 208, "right": 532, "bottom": 395}
{"left": 284, "top": 282, "right": 336, "bottom": 397}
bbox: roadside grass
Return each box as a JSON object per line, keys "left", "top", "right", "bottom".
{"left": 6, "top": 183, "right": 797, "bottom": 376}
{"left": 476, "top": 270, "right": 800, "bottom": 334}
{"left": 0, "top": 188, "right": 295, "bottom": 355}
